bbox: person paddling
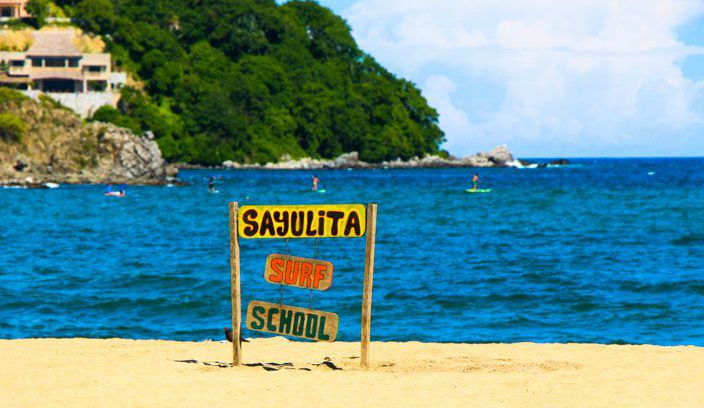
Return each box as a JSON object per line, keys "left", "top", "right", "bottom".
{"left": 471, "top": 174, "right": 480, "bottom": 191}
{"left": 312, "top": 175, "right": 321, "bottom": 191}
{"left": 208, "top": 176, "right": 215, "bottom": 192}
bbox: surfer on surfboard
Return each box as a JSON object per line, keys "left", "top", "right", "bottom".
{"left": 466, "top": 174, "right": 491, "bottom": 193}
{"left": 105, "top": 184, "right": 126, "bottom": 197}
{"left": 208, "top": 176, "right": 215, "bottom": 192}
{"left": 471, "top": 174, "right": 480, "bottom": 191}
{"left": 312, "top": 175, "right": 321, "bottom": 191}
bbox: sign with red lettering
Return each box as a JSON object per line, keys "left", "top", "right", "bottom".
{"left": 264, "top": 254, "right": 333, "bottom": 291}
{"left": 228, "top": 202, "right": 378, "bottom": 366}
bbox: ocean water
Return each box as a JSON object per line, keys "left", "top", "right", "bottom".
{"left": 1, "top": 158, "right": 703, "bottom": 345}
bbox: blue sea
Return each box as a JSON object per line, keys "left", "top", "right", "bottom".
{"left": 1, "top": 158, "right": 703, "bottom": 345}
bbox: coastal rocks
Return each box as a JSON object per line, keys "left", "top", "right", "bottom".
{"left": 547, "top": 159, "right": 571, "bottom": 166}
{"left": 259, "top": 152, "right": 366, "bottom": 169}
{"left": 220, "top": 145, "right": 517, "bottom": 170}
{"left": 90, "top": 123, "right": 180, "bottom": 181}
{"left": 222, "top": 152, "right": 366, "bottom": 170}
{"left": 508, "top": 158, "right": 572, "bottom": 169}
{"left": 475, "top": 144, "right": 513, "bottom": 166}
{"left": 334, "top": 152, "right": 363, "bottom": 168}
{"left": 0, "top": 95, "right": 178, "bottom": 186}
{"left": 13, "top": 159, "right": 26, "bottom": 172}
{"left": 487, "top": 144, "right": 514, "bottom": 164}
{"left": 263, "top": 156, "right": 339, "bottom": 170}
{"left": 376, "top": 145, "right": 514, "bottom": 168}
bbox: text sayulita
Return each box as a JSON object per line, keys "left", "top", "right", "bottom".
{"left": 238, "top": 204, "right": 366, "bottom": 239}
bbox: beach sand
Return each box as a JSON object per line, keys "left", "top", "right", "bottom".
{"left": 2, "top": 337, "right": 702, "bottom": 407}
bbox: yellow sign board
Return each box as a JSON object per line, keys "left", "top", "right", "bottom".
{"left": 264, "top": 254, "right": 334, "bottom": 291}
{"left": 238, "top": 204, "right": 366, "bottom": 239}
{"left": 246, "top": 301, "right": 339, "bottom": 342}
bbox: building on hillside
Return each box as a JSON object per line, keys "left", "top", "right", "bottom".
{"left": 0, "top": 0, "right": 29, "bottom": 19}
{"left": 0, "top": 30, "right": 126, "bottom": 117}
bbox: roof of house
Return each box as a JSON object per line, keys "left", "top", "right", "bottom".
{"left": 26, "top": 30, "right": 82, "bottom": 58}
{"left": 81, "top": 53, "right": 110, "bottom": 65}
{"left": 0, "top": 51, "right": 27, "bottom": 60}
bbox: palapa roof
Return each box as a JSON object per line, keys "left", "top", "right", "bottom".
{"left": 0, "top": 51, "right": 27, "bottom": 61}
{"left": 26, "top": 30, "right": 82, "bottom": 58}
{"left": 81, "top": 53, "right": 110, "bottom": 66}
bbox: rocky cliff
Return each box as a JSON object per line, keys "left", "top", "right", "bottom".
{"left": 0, "top": 89, "right": 178, "bottom": 186}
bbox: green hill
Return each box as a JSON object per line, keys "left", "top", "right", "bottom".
{"left": 50, "top": 0, "right": 444, "bottom": 165}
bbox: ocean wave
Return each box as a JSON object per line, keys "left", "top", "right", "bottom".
{"left": 570, "top": 302, "right": 600, "bottom": 312}
{"left": 619, "top": 279, "right": 704, "bottom": 295}
{"left": 621, "top": 302, "right": 669, "bottom": 311}
{"left": 671, "top": 233, "right": 704, "bottom": 246}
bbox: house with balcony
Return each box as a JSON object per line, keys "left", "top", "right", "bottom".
{"left": 0, "top": 0, "right": 29, "bottom": 20}
{"left": 0, "top": 30, "right": 125, "bottom": 116}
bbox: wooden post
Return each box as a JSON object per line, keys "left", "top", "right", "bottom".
{"left": 229, "top": 202, "right": 242, "bottom": 366}
{"left": 361, "top": 203, "right": 377, "bottom": 368}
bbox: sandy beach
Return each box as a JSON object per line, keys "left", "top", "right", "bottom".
{"left": 1, "top": 337, "right": 702, "bottom": 408}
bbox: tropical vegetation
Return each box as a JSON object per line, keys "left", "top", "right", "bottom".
{"left": 20, "top": 0, "right": 446, "bottom": 164}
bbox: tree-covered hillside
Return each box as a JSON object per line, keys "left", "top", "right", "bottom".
{"left": 56, "top": 0, "right": 445, "bottom": 164}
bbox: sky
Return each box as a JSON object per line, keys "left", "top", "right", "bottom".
{"left": 309, "top": 0, "right": 704, "bottom": 157}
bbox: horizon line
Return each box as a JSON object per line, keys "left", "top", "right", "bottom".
{"left": 512, "top": 155, "right": 704, "bottom": 160}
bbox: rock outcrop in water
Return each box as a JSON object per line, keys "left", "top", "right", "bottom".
{"left": 0, "top": 90, "right": 178, "bottom": 187}
{"left": 513, "top": 158, "right": 572, "bottom": 168}
{"left": 222, "top": 145, "right": 516, "bottom": 170}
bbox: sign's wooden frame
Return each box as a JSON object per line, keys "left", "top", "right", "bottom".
{"left": 228, "top": 202, "right": 378, "bottom": 368}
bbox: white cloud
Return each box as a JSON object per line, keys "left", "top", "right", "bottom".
{"left": 342, "top": 0, "right": 704, "bottom": 157}
{"left": 423, "top": 75, "right": 470, "bottom": 153}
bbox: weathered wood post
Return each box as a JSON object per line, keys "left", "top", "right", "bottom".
{"left": 361, "top": 203, "right": 377, "bottom": 368}
{"left": 229, "top": 202, "right": 242, "bottom": 366}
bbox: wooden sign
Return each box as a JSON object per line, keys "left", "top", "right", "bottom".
{"left": 229, "top": 202, "right": 377, "bottom": 367}
{"left": 264, "top": 254, "right": 333, "bottom": 290}
{"left": 246, "top": 301, "right": 339, "bottom": 342}
{"left": 238, "top": 204, "right": 366, "bottom": 239}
